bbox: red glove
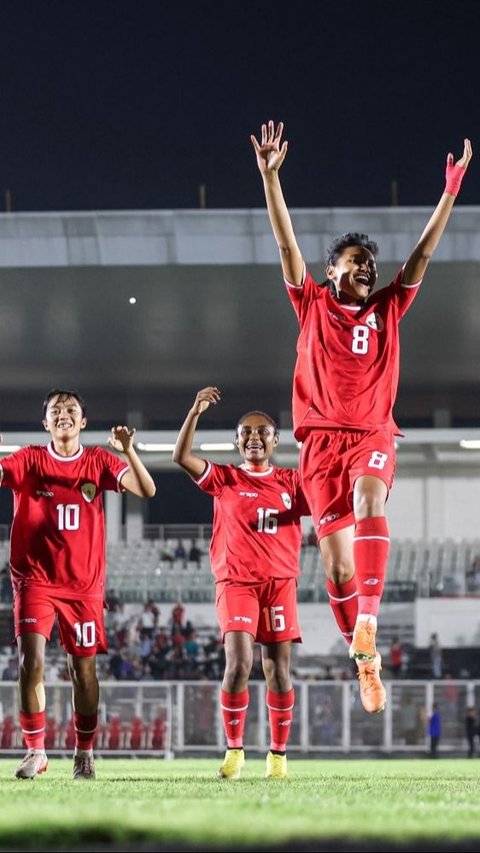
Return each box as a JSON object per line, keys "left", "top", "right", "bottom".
{"left": 445, "top": 153, "right": 466, "bottom": 197}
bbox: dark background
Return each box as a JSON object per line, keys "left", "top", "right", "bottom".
{"left": 0, "top": 1, "right": 478, "bottom": 212}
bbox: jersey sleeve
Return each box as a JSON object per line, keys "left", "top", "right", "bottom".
{"left": 386, "top": 268, "right": 422, "bottom": 319}
{"left": 284, "top": 266, "right": 321, "bottom": 326}
{"left": 194, "top": 461, "right": 230, "bottom": 497}
{"left": 0, "top": 447, "right": 33, "bottom": 490}
{"left": 97, "top": 448, "right": 130, "bottom": 492}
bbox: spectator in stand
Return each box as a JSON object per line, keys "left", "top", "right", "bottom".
{"left": 203, "top": 634, "right": 221, "bottom": 680}
{"left": 0, "top": 564, "right": 13, "bottom": 603}
{"left": 148, "top": 631, "right": 171, "bottom": 680}
{"left": 105, "top": 589, "right": 121, "bottom": 610}
{"left": 170, "top": 602, "right": 186, "bottom": 636}
{"left": 2, "top": 657, "right": 19, "bottom": 681}
{"left": 389, "top": 636, "right": 404, "bottom": 678}
{"left": 189, "top": 540, "right": 204, "bottom": 564}
{"left": 429, "top": 633, "right": 443, "bottom": 679}
{"left": 140, "top": 600, "right": 159, "bottom": 639}
{"left": 173, "top": 386, "right": 309, "bottom": 780}
{"left": 428, "top": 704, "right": 442, "bottom": 757}
{"left": 465, "top": 706, "right": 477, "bottom": 758}
{"left": 174, "top": 540, "right": 187, "bottom": 563}
{"left": 306, "top": 526, "right": 318, "bottom": 547}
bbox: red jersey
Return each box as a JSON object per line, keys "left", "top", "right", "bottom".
{"left": 0, "top": 442, "right": 129, "bottom": 597}
{"left": 286, "top": 268, "right": 421, "bottom": 439}
{"left": 195, "top": 462, "right": 309, "bottom": 583}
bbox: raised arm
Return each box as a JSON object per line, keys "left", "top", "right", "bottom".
{"left": 107, "top": 426, "right": 156, "bottom": 498}
{"left": 251, "top": 120, "right": 304, "bottom": 286}
{"left": 403, "top": 139, "right": 472, "bottom": 285}
{"left": 173, "top": 386, "right": 221, "bottom": 479}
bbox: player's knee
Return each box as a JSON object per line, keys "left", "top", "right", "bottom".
{"left": 224, "top": 657, "right": 251, "bottom": 687}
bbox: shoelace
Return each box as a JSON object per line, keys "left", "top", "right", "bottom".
{"left": 74, "top": 756, "right": 94, "bottom": 775}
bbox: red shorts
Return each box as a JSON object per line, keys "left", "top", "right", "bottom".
{"left": 14, "top": 586, "right": 107, "bottom": 656}
{"left": 299, "top": 429, "right": 396, "bottom": 540}
{"left": 215, "top": 577, "right": 301, "bottom": 645}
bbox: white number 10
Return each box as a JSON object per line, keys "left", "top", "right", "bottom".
{"left": 56, "top": 503, "right": 80, "bottom": 531}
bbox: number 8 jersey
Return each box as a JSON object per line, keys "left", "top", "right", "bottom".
{"left": 195, "top": 461, "right": 310, "bottom": 583}
{"left": 0, "top": 442, "right": 128, "bottom": 596}
{"left": 286, "top": 267, "right": 421, "bottom": 440}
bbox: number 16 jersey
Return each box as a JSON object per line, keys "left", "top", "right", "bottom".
{"left": 195, "top": 461, "right": 309, "bottom": 584}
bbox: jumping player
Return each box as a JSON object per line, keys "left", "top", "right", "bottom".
{"left": 173, "top": 386, "right": 309, "bottom": 779}
{"left": 251, "top": 120, "right": 472, "bottom": 713}
{"left": 1, "top": 389, "right": 156, "bottom": 780}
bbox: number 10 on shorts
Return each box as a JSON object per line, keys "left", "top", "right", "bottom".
{"left": 263, "top": 605, "right": 286, "bottom": 632}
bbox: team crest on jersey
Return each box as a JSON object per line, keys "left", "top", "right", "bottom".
{"left": 365, "top": 312, "right": 384, "bottom": 331}
{"left": 81, "top": 483, "right": 96, "bottom": 503}
{"left": 281, "top": 492, "right": 292, "bottom": 510}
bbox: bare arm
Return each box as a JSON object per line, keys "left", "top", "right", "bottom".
{"left": 107, "top": 426, "right": 156, "bottom": 497}
{"left": 403, "top": 139, "right": 472, "bottom": 285}
{"left": 251, "top": 121, "right": 304, "bottom": 286}
{"left": 173, "top": 386, "right": 221, "bottom": 479}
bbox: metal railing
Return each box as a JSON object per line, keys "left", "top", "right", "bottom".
{"left": 0, "top": 679, "right": 476, "bottom": 757}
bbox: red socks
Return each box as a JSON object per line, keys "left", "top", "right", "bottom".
{"left": 220, "top": 689, "right": 249, "bottom": 748}
{"left": 354, "top": 516, "right": 390, "bottom": 617}
{"left": 326, "top": 576, "right": 358, "bottom": 645}
{"left": 19, "top": 710, "right": 45, "bottom": 750}
{"left": 266, "top": 688, "right": 295, "bottom": 752}
{"left": 74, "top": 711, "right": 98, "bottom": 751}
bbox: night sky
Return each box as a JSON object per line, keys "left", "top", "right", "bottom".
{"left": 1, "top": 0, "right": 479, "bottom": 213}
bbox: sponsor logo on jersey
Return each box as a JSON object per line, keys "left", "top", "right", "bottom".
{"left": 327, "top": 310, "right": 345, "bottom": 321}
{"left": 365, "top": 312, "right": 384, "bottom": 331}
{"left": 19, "top": 617, "right": 37, "bottom": 623}
{"left": 36, "top": 490, "right": 54, "bottom": 498}
{"left": 318, "top": 512, "right": 340, "bottom": 526}
{"left": 231, "top": 615, "right": 253, "bottom": 624}
{"left": 239, "top": 491, "right": 258, "bottom": 498}
{"left": 281, "top": 492, "right": 292, "bottom": 510}
{"left": 81, "top": 483, "right": 96, "bottom": 502}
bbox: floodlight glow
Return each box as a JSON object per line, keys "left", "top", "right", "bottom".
{"left": 199, "top": 443, "right": 235, "bottom": 451}
{"left": 137, "top": 442, "right": 176, "bottom": 452}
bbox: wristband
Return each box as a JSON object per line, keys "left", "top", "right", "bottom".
{"left": 445, "top": 156, "right": 466, "bottom": 197}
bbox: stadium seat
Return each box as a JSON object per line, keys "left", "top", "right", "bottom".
{"left": 0, "top": 715, "right": 17, "bottom": 748}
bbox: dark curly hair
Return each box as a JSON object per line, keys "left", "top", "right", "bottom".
{"left": 325, "top": 232, "right": 379, "bottom": 267}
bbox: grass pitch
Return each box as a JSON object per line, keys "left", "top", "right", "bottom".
{"left": 0, "top": 756, "right": 479, "bottom": 851}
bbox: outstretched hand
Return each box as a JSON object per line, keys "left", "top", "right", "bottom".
{"left": 445, "top": 138, "right": 472, "bottom": 197}
{"left": 251, "top": 120, "right": 288, "bottom": 174}
{"left": 447, "top": 138, "right": 473, "bottom": 171}
{"left": 191, "top": 386, "right": 221, "bottom": 416}
{"left": 108, "top": 425, "right": 136, "bottom": 453}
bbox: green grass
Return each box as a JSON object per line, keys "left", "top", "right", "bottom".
{"left": 0, "top": 757, "right": 480, "bottom": 850}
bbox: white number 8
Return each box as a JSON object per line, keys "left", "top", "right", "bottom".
{"left": 352, "top": 326, "right": 370, "bottom": 354}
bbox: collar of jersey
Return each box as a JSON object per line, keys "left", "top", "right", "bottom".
{"left": 47, "top": 441, "right": 84, "bottom": 462}
{"left": 238, "top": 464, "right": 274, "bottom": 477}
